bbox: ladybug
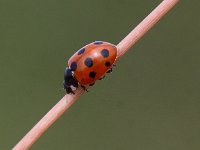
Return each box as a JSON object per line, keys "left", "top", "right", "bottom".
{"left": 63, "top": 41, "right": 117, "bottom": 94}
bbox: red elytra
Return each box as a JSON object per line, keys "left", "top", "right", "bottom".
{"left": 68, "top": 41, "right": 117, "bottom": 85}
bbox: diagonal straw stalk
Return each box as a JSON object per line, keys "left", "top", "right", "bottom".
{"left": 13, "top": 0, "right": 179, "bottom": 149}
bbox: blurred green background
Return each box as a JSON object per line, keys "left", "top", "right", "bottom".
{"left": 0, "top": 0, "right": 200, "bottom": 149}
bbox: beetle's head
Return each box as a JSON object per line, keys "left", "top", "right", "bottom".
{"left": 63, "top": 67, "right": 78, "bottom": 94}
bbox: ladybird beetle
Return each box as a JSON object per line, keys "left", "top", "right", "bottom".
{"left": 63, "top": 41, "right": 117, "bottom": 94}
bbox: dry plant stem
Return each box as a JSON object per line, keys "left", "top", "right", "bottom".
{"left": 13, "top": 88, "right": 84, "bottom": 150}
{"left": 13, "top": 0, "right": 179, "bottom": 149}
{"left": 117, "top": 0, "right": 179, "bottom": 58}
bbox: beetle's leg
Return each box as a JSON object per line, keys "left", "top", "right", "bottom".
{"left": 89, "top": 82, "right": 95, "bottom": 86}
{"left": 81, "top": 85, "right": 88, "bottom": 92}
{"left": 106, "top": 68, "right": 112, "bottom": 73}
{"left": 99, "top": 75, "right": 105, "bottom": 80}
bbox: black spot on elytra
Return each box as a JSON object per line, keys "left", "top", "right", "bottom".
{"left": 93, "top": 41, "right": 103, "bottom": 45}
{"left": 101, "top": 49, "right": 109, "bottom": 58}
{"left": 89, "top": 71, "right": 96, "bottom": 78}
{"left": 77, "top": 48, "right": 85, "bottom": 55}
{"left": 84, "top": 57, "right": 93, "bottom": 67}
{"left": 105, "top": 61, "right": 111, "bottom": 67}
{"left": 70, "top": 62, "right": 77, "bottom": 71}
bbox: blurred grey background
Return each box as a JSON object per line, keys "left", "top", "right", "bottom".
{"left": 0, "top": 0, "right": 199, "bottom": 149}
